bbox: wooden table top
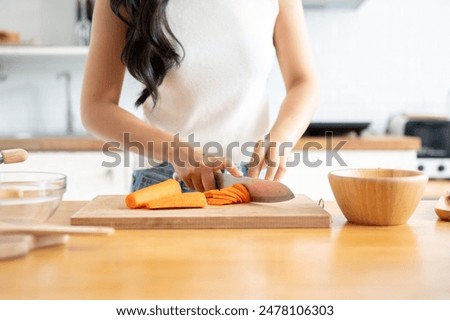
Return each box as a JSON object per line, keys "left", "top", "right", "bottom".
{"left": 0, "top": 135, "right": 421, "bottom": 151}
{"left": 1, "top": 200, "right": 449, "bottom": 300}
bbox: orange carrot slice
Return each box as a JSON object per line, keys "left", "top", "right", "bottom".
{"left": 212, "top": 194, "right": 237, "bottom": 202}
{"left": 146, "top": 192, "right": 207, "bottom": 209}
{"left": 220, "top": 188, "right": 244, "bottom": 203}
{"left": 125, "top": 179, "right": 181, "bottom": 209}
{"left": 207, "top": 198, "right": 234, "bottom": 205}
{"left": 203, "top": 183, "right": 251, "bottom": 206}
{"left": 232, "top": 184, "right": 251, "bottom": 202}
{"left": 204, "top": 189, "right": 220, "bottom": 198}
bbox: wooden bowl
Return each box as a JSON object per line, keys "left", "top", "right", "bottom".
{"left": 434, "top": 195, "right": 450, "bottom": 221}
{"left": 328, "top": 168, "right": 428, "bottom": 226}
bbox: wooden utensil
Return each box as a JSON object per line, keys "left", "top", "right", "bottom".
{"left": 71, "top": 194, "right": 332, "bottom": 229}
{"left": 0, "top": 234, "right": 68, "bottom": 260}
{"left": 434, "top": 195, "right": 450, "bottom": 221}
{"left": 328, "top": 168, "right": 428, "bottom": 226}
{"left": 0, "top": 148, "right": 28, "bottom": 164}
{"left": 0, "top": 222, "right": 115, "bottom": 236}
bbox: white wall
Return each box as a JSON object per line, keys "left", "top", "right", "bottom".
{"left": 0, "top": 56, "right": 142, "bottom": 136}
{"left": 0, "top": 0, "right": 75, "bottom": 45}
{"left": 304, "top": 0, "right": 450, "bottom": 133}
{"left": 1, "top": 0, "right": 450, "bottom": 136}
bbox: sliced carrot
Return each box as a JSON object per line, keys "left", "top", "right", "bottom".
{"left": 212, "top": 194, "right": 237, "bottom": 202}
{"left": 203, "top": 183, "right": 251, "bottom": 206}
{"left": 204, "top": 189, "right": 220, "bottom": 198}
{"left": 232, "top": 184, "right": 251, "bottom": 202}
{"left": 207, "top": 198, "right": 234, "bottom": 205}
{"left": 220, "top": 188, "right": 244, "bottom": 203}
{"left": 125, "top": 179, "right": 181, "bottom": 209}
{"left": 146, "top": 192, "right": 207, "bottom": 209}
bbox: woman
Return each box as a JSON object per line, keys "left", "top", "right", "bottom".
{"left": 81, "top": 0, "right": 318, "bottom": 192}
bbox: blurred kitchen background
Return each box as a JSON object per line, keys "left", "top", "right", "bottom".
{"left": 1, "top": 0, "right": 449, "bottom": 135}
{"left": 1, "top": 0, "right": 450, "bottom": 200}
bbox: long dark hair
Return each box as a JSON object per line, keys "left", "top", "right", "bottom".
{"left": 110, "top": 0, "right": 183, "bottom": 107}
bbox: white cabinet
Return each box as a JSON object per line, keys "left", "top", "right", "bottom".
{"left": 282, "top": 149, "right": 418, "bottom": 201}
{"left": 1, "top": 151, "right": 132, "bottom": 200}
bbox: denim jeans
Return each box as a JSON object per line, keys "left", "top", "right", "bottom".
{"left": 131, "top": 162, "right": 250, "bottom": 192}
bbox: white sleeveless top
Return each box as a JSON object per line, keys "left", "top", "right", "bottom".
{"left": 142, "top": 0, "right": 279, "bottom": 165}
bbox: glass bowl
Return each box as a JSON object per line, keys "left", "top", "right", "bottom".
{"left": 0, "top": 171, "right": 66, "bottom": 224}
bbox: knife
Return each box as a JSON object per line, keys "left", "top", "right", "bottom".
{"left": 214, "top": 172, "right": 295, "bottom": 203}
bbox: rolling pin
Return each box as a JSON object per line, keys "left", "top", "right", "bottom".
{"left": 0, "top": 234, "right": 69, "bottom": 260}
{"left": 0, "top": 222, "right": 115, "bottom": 236}
{"left": 0, "top": 148, "right": 28, "bottom": 164}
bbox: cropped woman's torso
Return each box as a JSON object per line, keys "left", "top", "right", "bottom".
{"left": 142, "top": 0, "right": 279, "bottom": 165}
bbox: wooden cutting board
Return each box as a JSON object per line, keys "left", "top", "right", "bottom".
{"left": 70, "top": 195, "right": 332, "bottom": 229}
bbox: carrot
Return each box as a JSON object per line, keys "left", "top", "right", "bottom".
{"left": 145, "top": 192, "right": 207, "bottom": 209}
{"left": 207, "top": 198, "right": 234, "bottom": 205}
{"left": 204, "top": 189, "right": 220, "bottom": 198}
{"left": 211, "top": 194, "right": 238, "bottom": 202}
{"left": 221, "top": 187, "right": 246, "bottom": 203}
{"left": 204, "top": 183, "right": 251, "bottom": 206}
{"left": 125, "top": 179, "right": 181, "bottom": 209}
{"left": 232, "top": 184, "right": 251, "bottom": 202}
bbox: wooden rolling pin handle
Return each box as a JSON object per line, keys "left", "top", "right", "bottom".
{"left": 0, "top": 148, "right": 28, "bottom": 164}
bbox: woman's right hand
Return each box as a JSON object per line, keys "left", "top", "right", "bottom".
{"left": 171, "top": 147, "right": 242, "bottom": 192}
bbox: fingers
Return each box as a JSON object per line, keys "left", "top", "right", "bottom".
{"left": 248, "top": 140, "right": 289, "bottom": 181}
{"left": 264, "top": 145, "right": 279, "bottom": 181}
{"left": 174, "top": 153, "right": 250, "bottom": 191}
{"left": 200, "top": 165, "right": 216, "bottom": 191}
{"left": 247, "top": 141, "right": 266, "bottom": 179}
{"left": 273, "top": 156, "right": 287, "bottom": 182}
{"left": 222, "top": 158, "right": 243, "bottom": 177}
{"left": 191, "top": 175, "right": 205, "bottom": 192}
{"left": 180, "top": 171, "right": 214, "bottom": 192}
{"left": 207, "top": 156, "right": 243, "bottom": 177}
{"left": 181, "top": 176, "right": 195, "bottom": 190}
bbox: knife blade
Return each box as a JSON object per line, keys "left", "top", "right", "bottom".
{"left": 214, "top": 172, "right": 295, "bottom": 203}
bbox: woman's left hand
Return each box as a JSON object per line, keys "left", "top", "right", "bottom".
{"left": 247, "top": 138, "right": 292, "bottom": 181}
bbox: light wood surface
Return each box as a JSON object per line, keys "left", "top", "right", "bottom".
{"left": 0, "top": 136, "right": 111, "bottom": 152}
{"left": 0, "top": 234, "right": 68, "bottom": 260}
{"left": 0, "top": 135, "right": 421, "bottom": 151}
{"left": 71, "top": 195, "right": 331, "bottom": 229}
{"left": 424, "top": 179, "right": 450, "bottom": 199}
{"left": 295, "top": 135, "right": 421, "bottom": 150}
{"left": 1, "top": 199, "right": 449, "bottom": 299}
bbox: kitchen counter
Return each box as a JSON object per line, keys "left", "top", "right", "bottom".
{"left": 424, "top": 179, "right": 450, "bottom": 199}
{"left": 0, "top": 136, "right": 113, "bottom": 151}
{"left": 295, "top": 135, "right": 420, "bottom": 150}
{"left": 0, "top": 135, "right": 421, "bottom": 151}
{"left": 1, "top": 199, "right": 449, "bottom": 300}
